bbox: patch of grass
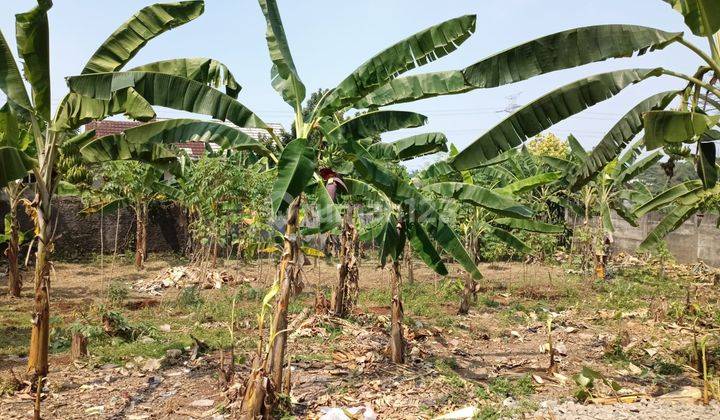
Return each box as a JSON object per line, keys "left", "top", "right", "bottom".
{"left": 481, "top": 295, "right": 500, "bottom": 308}
{"left": 654, "top": 360, "right": 684, "bottom": 376}
{"left": 92, "top": 336, "right": 189, "bottom": 364}
{"left": 488, "top": 375, "right": 535, "bottom": 398}
{"left": 292, "top": 352, "right": 331, "bottom": 362}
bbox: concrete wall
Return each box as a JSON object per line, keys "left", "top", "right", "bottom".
{"left": 568, "top": 211, "right": 720, "bottom": 266}
{"left": 0, "top": 195, "right": 188, "bottom": 260}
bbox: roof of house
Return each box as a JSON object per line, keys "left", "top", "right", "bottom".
{"left": 84, "top": 119, "right": 284, "bottom": 158}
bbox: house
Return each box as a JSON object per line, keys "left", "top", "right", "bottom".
{"left": 84, "top": 119, "right": 285, "bottom": 158}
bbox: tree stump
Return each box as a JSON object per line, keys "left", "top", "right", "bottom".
{"left": 71, "top": 333, "right": 88, "bottom": 360}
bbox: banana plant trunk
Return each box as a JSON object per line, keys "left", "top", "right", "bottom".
{"left": 241, "top": 197, "right": 303, "bottom": 417}
{"left": 134, "top": 201, "right": 148, "bottom": 270}
{"left": 6, "top": 185, "right": 23, "bottom": 297}
{"left": 267, "top": 196, "right": 302, "bottom": 390}
{"left": 405, "top": 243, "right": 414, "bottom": 285}
{"left": 28, "top": 139, "right": 56, "bottom": 420}
{"left": 390, "top": 259, "right": 405, "bottom": 363}
{"left": 332, "top": 205, "right": 359, "bottom": 318}
{"left": 458, "top": 273, "right": 475, "bottom": 315}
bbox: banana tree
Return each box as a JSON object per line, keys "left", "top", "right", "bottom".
{"left": 417, "top": 148, "right": 566, "bottom": 313}
{"left": 569, "top": 140, "right": 660, "bottom": 278}
{"left": 0, "top": 2, "right": 250, "bottom": 417}
{"left": 0, "top": 102, "right": 34, "bottom": 297}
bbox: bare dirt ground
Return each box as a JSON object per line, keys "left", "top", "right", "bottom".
{"left": 1, "top": 253, "right": 719, "bottom": 419}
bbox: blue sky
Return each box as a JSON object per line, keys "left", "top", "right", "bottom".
{"left": 0, "top": 0, "right": 708, "bottom": 168}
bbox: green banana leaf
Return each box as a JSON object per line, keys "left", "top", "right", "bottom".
{"left": 661, "top": 0, "right": 720, "bottom": 36}
{"left": 53, "top": 90, "right": 155, "bottom": 132}
{"left": 451, "top": 68, "right": 663, "bottom": 170}
{"left": 567, "top": 134, "right": 588, "bottom": 161}
{"left": 616, "top": 152, "right": 663, "bottom": 185}
{"left": 0, "top": 30, "right": 32, "bottom": 112}
{"left": 569, "top": 91, "right": 677, "bottom": 190}
{"left": 271, "top": 138, "right": 316, "bottom": 215}
{"left": 128, "top": 58, "right": 240, "bottom": 97}
{"left": 80, "top": 119, "right": 270, "bottom": 163}
{"left": 425, "top": 182, "right": 533, "bottom": 218}
{"left": 639, "top": 204, "right": 698, "bottom": 250}
{"left": 82, "top": 1, "right": 205, "bottom": 74}
{"left": 320, "top": 15, "right": 476, "bottom": 114}
{"left": 15, "top": 0, "right": 52, "bottom": 121}
{"left": 379, "top": 213, "right": 404, "bottom": 267}
{"left": 258, "top": 0, "right": 305, "bottom": 109}
{"left": 407, "top": 220, "right": 448, "bottom": 276}
{"left": 66, "top": 71, "right": 267, "bottom": 129}
{"left": 355, "top": 70, "right": 474, "bottom": 108}
{"left": 0, "top": 146, "right": 36, "bottom": 187}
{"left": 333, "top": 110, "right": 427, "bottom": 141}
{"left": 347, "top": 143, "right": 482, "bottom": 279}
{"left": 489, "top": 226, "right": 532, "bottom": 253}
{"left": 344, "top": 177, "right": 393, "bottom": 209}
{"left": 0, "top": 102, "right": 20, "bottom": 147}
{"left": 644, "top": 111, "right": 720, "bottom": 150}
{"left": 634, "top": 180, "right": 704, "bottom": 217}
{"left": 495, "top": 172, "right": 563, "bottom": 195}
{"left": 463, "top": 25, "right": 679, "bottom": 88}
{"left": 697, "top": 141, "right": 717, "bottom": 188}
{"left": 367, "top": 132, "right": 447, "bottom": 162}
{"left": 492, "top": 218, "right": 564, "bottom": 233}
{"left": 302, "top": 179, "right": 342, "bottom": 235}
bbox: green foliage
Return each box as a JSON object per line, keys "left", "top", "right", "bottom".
{"left": 107, "top": 281, "right": 130, "bottom": 306}
{"left": 179, "top": 155, "right": 273, "bottom": 258}
{"left": 176, "top": 287, "right": 204, "bottom": 308}
{"left": 488, "top": 375, "right": 535, "bottom": 398}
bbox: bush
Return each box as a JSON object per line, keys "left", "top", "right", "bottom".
{"left": 177, "top": 286, "right": 204, "bottom": 308}
{"left": 107, "top": 281, "right": 130, "bottom": 306}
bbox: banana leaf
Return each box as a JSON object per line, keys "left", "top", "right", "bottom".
{"left": 634, "top": 180, "right": 704, "bottom": 217}
{"left": 644, "top": 111, "right": 720, "bottom": 150}
{"left": 489, "top": 226, "right": 532, "bottom": 253}
{"left": 257, "top": 0, "right": 305, "bottom": 109}
{"left": 15, "top": 0, "right": 52, "bottom": 120}
{"left": 53, "top": 90, "right": 155, "bottom": 132}
{"left": 661, "top": 0, "right": 720, "bottom": 36}
{"left": 462, "top": 25, "right": 680, "bottom": 88}
{"left": 367, "top": 132, "right": 447, "bottom": 161}
{"left": 82, "top": 1, "right": 205, "bottom": 74}
{"left": 271, "top": 137, "right": 316, "bottom": 215}
{"left": 356, "top": 70, "right": 474, "bottom": 108}
{"left": 569, "top": 91, "right": 677, "bottom": 190}
{"left": 451, "top": 68, "right": 663, "bottom": 170}
{"left": 66, "top": 71, "right": 267, "bottom": 129}
{"left": 321, "top": 15, "right": 476, "bottom": 113}
{"left": 492, "top": 218, "right": 564, "bottom": 233}
{"left": 80, "top": 119, "right": 270, "bottom": 163}
{"left": 128, "top": 57, "right": 240, "bottom": 97}
{"left": 0, "top": 146, "right": 36, "bottom": 187}
{"left": 333, "top": 110, "right": 427, "bottom": 142}
{"left": 0, "top": 30, "right": 32, "bottom": 112}
{"left": 697, "top": 141, "right": 717, "bottom": 188}
{"left": 425, "top": 182, "right": 533, "bottom": 218}
{"left": 407, "top": 220, "right": 448, "bottom": 276}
